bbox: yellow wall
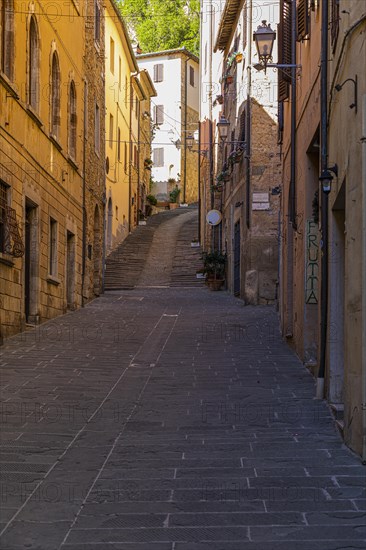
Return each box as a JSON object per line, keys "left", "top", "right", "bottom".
{"left": 105, "top": 1, "right": 135, "bottom": 251}
{"left": 0, "top": 0, "right": 85, "bottom": 337}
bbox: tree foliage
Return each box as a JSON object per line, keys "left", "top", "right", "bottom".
{"left": 118, "top": 0, "right": 200, "bottom": 56}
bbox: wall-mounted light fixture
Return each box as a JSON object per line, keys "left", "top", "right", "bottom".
{"left": 319, "top": 164, "right": 338, "bottom": 194}
{"left": 217, "top": 116, "right": 230, "bottom": 142}
{"left": 335, "top": 76, "right": 358, "bottom": 113}
{"left": 253, "top": 20, "right": 301, "bottom": 74}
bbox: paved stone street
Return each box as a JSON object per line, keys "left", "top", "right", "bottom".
{"left": 0, "top": 210, "right": 365, "bottom": 549}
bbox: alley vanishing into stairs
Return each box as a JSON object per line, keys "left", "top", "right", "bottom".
{"left": 0, "top": 209, "right": 365, "bottom": 549}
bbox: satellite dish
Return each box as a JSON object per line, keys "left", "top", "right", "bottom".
{"left": 206, "top": 210, "right": 222, "bottom": 226}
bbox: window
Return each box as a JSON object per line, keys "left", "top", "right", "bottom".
{"left": 153, "top": 148, "right": 164, "bottom": 167}
{"left": 204, "top": 43, "right": 207, "bottom": 74}
{"left": 189, "top": 66, "right": 195, "bottom": 87}
{"left": 110, "top": 37, "right": 115, "bottom": 74}
{"left": 117, "top": 127, "right": 121, "bottom": 161}
{"left": 28, "top": 16, "right": 39, "bottom": 110}
{"left": 95, "top": 103, "right": 100, "bottom": 152}
{"left": 0, "top": 181, "right": 9, "bottom": 254}
{"left": 68, "top": 81, "right": 77, "bottom": 159}
{"left": 124, "top": 76, "right": 128, "bottom": 106}
{"left": 135, "top": 97, "right": 138, "bottom": 119}
{"left": 330, "top": 0, "right": 340, "bottom": 51}
{"left": 49, "top": 218, "right": 58, "bottom": 276}
{"left": 134, "top": 145, "right": 138, "bottom": 167}
{"left": 109, "top": 113, "right": 114, "bottom": 147}
{"left": 94, "top": 0, "right": 101, "bottom": 43}
{"left": 242, "top": 2, "right": 247, "bottom": 50}
{"left": 118, "top": 56, "right": 121, "bottom": 90}
{"left": 50, "top": 52, "right": 61, "bottom": 139}
{"left": 1, "top": 0, "right": 14, "bottom": 80}
{"left": 124, "top": 142, "right": 127, "bottom": 172}
{"left": 278, "top": 0, "right": 292, "bottom": 102}
{"left": 239, "top": 109, "right": 246, "bottom": 146}
{"left": 296, "top": 0, "right": 310, "bottom": 41}
{"left": 154, "top": 105, "right": 164, "bottom": 125}
{"left": 153, "top": 63, "right": 164, "bottom": 83}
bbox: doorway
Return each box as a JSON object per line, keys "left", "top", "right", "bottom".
{"left": 107, "top": 197, "right": 112, "bottom": 251}
{"left": 66, "top": 231, "right": 75, "bottom": 309}
{"left": 234, "top": 221, "right": 241, "bottom": 296}
{"left": 24, "top": 201, "right": 39, "bottom": 324}
{"left": 93, "top": 205, "right": 101, "bottom": 295}
{"left": 329, "top": 180, "right": 346, "bottom": 403}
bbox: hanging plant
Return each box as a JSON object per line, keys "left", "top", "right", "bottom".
{"left": 216, "top": 170, "right": 230, "bottom": 183}
{"left": 235, "top": 52, "right": 243, "bottom": 63}
{"left": 211, "top": 183, "right": 223, "bottom": 193}
{"left": 144, "top": 158, "right": 153, "bottom": 170}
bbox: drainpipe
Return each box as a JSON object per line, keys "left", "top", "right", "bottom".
{"left": 198, "top": 120, "right": 201, "bottom": 242}
{"left": 128, "top": 79, "right": 132, "bottom": 233}
{"left": 137, "top": 97, "right": 141, "bottom": 221}
{"left": 81, "top": 79, "right": 88, "bottom": 307}
{"left": 290, "top": 0, "right": 297, "bottom": 226}
{"left": 183, "top": 56, "right": 189, "bottom": 204}
{"left": 209, "top": 1, "right": 214, "bottom": 249}
{"left": 246, "top": 0, "right": 253, "bottom": 230}
{"left": 317, "top": 0, "right": 329, "bottom": 399}
{"left": 362, "top": 93, "right": 366, "bottom": 463}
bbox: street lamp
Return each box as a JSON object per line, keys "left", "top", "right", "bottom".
{"left": 252, "top": 20, "right": 301, "bottom": 73}
{"left": 253, "top": 21, "right": 276, "bottom": 66}
{"left": 186, "top": 133, "right": 195, "bottom": 150}
{"left": 217, "top": 116, "right": 230, "bottom": 142}
{"left": 319, "top": 164, "right": 338, "bottom": 194}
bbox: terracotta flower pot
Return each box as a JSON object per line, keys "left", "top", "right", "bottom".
{"left": 207, "top": 279, "right": 225, "bottom": 291}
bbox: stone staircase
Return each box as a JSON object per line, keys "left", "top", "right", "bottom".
{"left": 170, "top": 213, "right": 204, "bottom": 287}
{"left": 104, "top": 208, "right": 204, "bottom": 290}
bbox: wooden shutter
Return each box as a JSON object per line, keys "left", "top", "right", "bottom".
{"left": 297, "top": 0, "right": 310, "bottom": 41}
{"left": 154, "top": 105, "right": 164, "bottom": 125}
{"left": 278, "top": 0, "right": 292, "bottom": 101}
{"left": 330, "top": 0, "right": 340, "bottom": 51}
{"left": 154, "top": 64, "right": 164, "bottom": 82}
{"left": 189, "top": 66, "right": 194, "bottom": 87}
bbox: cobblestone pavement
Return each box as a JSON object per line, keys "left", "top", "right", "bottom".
{"left": 1, "top": 216, "right": 366, "bottom": 549}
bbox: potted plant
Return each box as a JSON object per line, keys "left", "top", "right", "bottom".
{"left": 169, "top": 186, "right": 180, "bottom": 209}
{"left": 202, "top": 251, "right": 226, "bottom": 291}
{"left": 235, "top": 52, "right": 243, "bottom": 63}
{"left": 146, "top": 194, "right": 157, "bottom": 216}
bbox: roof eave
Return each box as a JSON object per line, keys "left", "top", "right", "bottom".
{"left": 214, "top": 0, "right": 245, "bottom": 53}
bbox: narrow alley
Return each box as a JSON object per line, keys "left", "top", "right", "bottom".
{"left": 0, "top": 210, "right": 365, "bottom": 550}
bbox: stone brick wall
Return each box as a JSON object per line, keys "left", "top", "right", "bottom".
{"left": 83, "top": 2, "right": 106, "bottom": 300}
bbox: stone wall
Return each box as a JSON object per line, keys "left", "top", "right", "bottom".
{"left": 83, "top": 2, "right": 106, "bottom": 300}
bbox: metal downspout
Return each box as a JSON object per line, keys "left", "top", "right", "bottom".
{"left": 81, "top": 79, "right": 87, "bottom": 307}
{"left": 317, "top": 0, "right": 330, "bottom": 399}
{"left": 184, "top": 56, "right": 189, "bottom": 204}
{"left": 362, "top": 94, "right": 366, "bottom": 463}
{"left": 246, "top": 0, "right": 253, "bottom": 230}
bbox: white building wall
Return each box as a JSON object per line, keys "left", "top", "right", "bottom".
{"left": 138, "top": 55, "right": 182, "bottom": 197}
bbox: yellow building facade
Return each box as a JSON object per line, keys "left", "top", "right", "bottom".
{"left": 105, "top": 0, "right": 138, "bottom": 252}
{"left": 138, "top": 69, "right": 157, "bottom": 216}
{"left": 0, "top": 0, "right": 106, "bottom": 339}
{"left": 0, "top": 0, "right": 85, "bottom": 339}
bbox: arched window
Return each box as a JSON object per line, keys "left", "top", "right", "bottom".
{"left": 68, "top": 81, "right": 77, "bottom": 159}
{"left": 2, "top": 0, "right": 14, "bottom": 80}
{"left": 29, "top": 16, "right": 39, "bottom": 110}
{"left": 50, "top": 52, "right": 60, "bottom": 138}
